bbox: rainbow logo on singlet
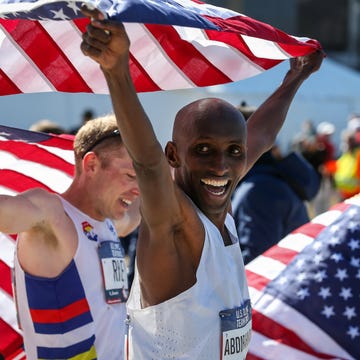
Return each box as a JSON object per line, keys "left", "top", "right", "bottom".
{"left": 82, "top": 221, "right": 98, "bottom": 242}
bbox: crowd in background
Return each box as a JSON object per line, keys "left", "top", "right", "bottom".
{"left": 291, "top": 113, "right": 360, "bottom": 212}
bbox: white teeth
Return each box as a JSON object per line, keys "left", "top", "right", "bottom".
{"left": 122, "top": 199, "right": 132, "bottom": 205}
{"left": 201, "top": 179, "right": 228, "bottom": 187}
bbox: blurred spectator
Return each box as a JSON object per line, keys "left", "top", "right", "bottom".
{"left": 315, "top": 121, "right": 336, "bottom": 162}
{"left": 232, "top": 145, "right": 320, "bottom": 264}
{"left": 119, "top": 229, "right": 138, "bottom": 288}
{"left": 69, "top": 108, "right": 95, "bottom": 134}
{"left": 237, "top": 100, "right": 257, "bottom": 120}
{"left": 292, "top": 120, "right": 338, "bottom": 215}
{"left": 29, "top": 119, "right": 65, "bottom": 134}
{"left": 340, "top": 113, "right": 360, "bottom": 152}
{"left": 311, "top": 121, "right": 338, "bottom": 214}
{"left": 334, "top": 127, "right": 360, "bottom": 200}
{"left": 293, "top": 121, "right": 335, "bottom": 176}
{"left": 232, "top": 107, "right": 320, "bottom": 264}
{"left": 292, "top": 119, "right": 317, "bottom": 154}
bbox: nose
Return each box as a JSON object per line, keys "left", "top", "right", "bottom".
{"left": 210, "top": 152, "right": 229, "bottom": 175}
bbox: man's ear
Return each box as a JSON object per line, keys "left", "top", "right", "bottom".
{"left": 165, "top": 141, "right": 180, "bottom": 168}
{"left": 82, "top": 152, "right": 99, "bottom": 175}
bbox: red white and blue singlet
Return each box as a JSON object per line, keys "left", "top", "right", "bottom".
{"left": 13, "top": 197, "right": 128, "bottom": 360}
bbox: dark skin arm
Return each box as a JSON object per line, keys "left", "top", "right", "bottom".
{"left": 245, "top": 52, "right": 324, "bottom": 172}
{"left": 80, "top": 9, "right": 324, "bottom": 305}
{"left": 81, "top": 10, "right": 203, "bottom": 305}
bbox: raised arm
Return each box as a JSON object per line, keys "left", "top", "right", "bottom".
{"left": 80, "top": 10, "right": 185, "bottom": 232}
{"left": 245, "top": 51, "right": 324, "bottom": 172}
{"left": 0, "top": 188, "right": 51, "bottom": 234}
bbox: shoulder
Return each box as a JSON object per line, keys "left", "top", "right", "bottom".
{"left": 20, "top": 189, "right": 65, "bottom": 223}
{"left": 23, "top": 188, "right": 61, "bottom": 206}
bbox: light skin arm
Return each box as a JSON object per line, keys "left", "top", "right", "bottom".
{"left": 245, "top": 51, "right": 324, "bottom": 173}
{"left": 0, "top": 188, "right": 50, "bottom": 234}
{"left": 1, "top": 189, "right": 78, "bottom": 278}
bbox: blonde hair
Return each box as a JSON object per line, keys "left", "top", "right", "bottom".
{"left": 74, "top": 114, "right": 123, "bottom": 171}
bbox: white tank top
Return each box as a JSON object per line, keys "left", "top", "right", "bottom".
{"left": 126, "top": 208, "right": 251, "bottom": 360}
{"left": 13, "top": 196, "right": 128, "bottom": 360}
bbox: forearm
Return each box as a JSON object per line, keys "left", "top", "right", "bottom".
{"left": 246, "top": 51, "right": 323, "bottom": 168}
{"left": 103, "top": 66, "right": 163, "bottom": 166}
{"left": 248, "top": 66, "right": 309, "bottom": 148}
{"left": 80, "top": 12, "right": 164, "bottom": 166}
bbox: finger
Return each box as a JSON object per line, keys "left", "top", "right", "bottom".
{"left": 90, "top": 19, "right": 126, "bottom": 36}
{"left": 82, "top": 30, "right": 110, "bottom": 54}
{"left": 80, "top": 40, "right": 102, "bottom": 59}
{"left": 85, "top": 23, "right": 111, "bottom": 44}
{"left": 81, "top": 5, "right": 105, "bottom": 21}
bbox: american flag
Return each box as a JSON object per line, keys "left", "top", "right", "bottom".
{"left": 0, "top": 0, "right": 321, "bottom": 95}
{"left": 0, "top": 125, "right": 74, "bottom": 360}
{"left": 246, "top": 198, "right": 360, "bottom": 360}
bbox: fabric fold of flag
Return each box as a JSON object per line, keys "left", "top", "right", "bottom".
{"left": 0, "top": 0, "right": 322, "bottom": 95}
{"left": 246, "top": 197, "right": 360, "bottom": 360}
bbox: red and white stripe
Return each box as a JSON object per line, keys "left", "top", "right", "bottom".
{"left": 0, "top": 4, "right": 320, "bottom": 96}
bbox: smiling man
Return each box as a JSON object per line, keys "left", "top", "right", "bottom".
{"left": 80, "top": 8, "right": 323, "bottom": 359}
{"left": 1, "top": 115, "right": 140, "bottom": 359}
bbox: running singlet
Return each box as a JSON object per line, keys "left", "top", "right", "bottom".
{"left": 13, "top": 196, "right": 128, "bottom": 360}
{"left": 126, "top": 207, "right": 252, "bottom": 359}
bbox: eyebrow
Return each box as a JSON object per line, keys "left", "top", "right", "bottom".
{"left": 82, "top": 129, "right": 120, "bottom": 158}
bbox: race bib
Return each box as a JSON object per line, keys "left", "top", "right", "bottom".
{"left": 98, "top": 241, "right": 129, "bottom": 304}
{"left": 219, "top": 300, "right": 252, "bottom": 360}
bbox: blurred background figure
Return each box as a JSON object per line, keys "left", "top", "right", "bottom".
{"left": 310, "top": 121, "right": 338, "bottom": 215}
{"left": 119, "top": 229, "right": 138, "bottom": 289}
{"left": 292, "top": 119, "right": 339, "bottom": 215}
{"left": 29, "top": 119, "right": 65, "bottom": 134}
{"left": 237, "top": 100, "right": 257, "bottom": 120}
{"left": 293, "top": 120, "right": 336, "bottom": 177}
{"left": 69, "top": 108, "right": 95, "bottom": 134}
{"left": 232, "top": 104, "right": 321, "bottom": 264}
{"left": 232, "top": 144, "right": 320, "bottom": 264}
{"left": 315, "top": 121, "right": 336, "bottom": 163}
{"left": 291, "top": 119, "right": 317, "bottom": 155}
{"left": 333, "top": 121, "right": 360, "bottom": 200}
{"left": 339, "top": 113, "right": 360, "bottom": 152}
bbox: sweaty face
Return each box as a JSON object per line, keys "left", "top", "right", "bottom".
{"left": 93, "top": 146, "right": 139, "bottom": 220}
{"left": 174, "top": 99, "right": 247, "bottom": 217}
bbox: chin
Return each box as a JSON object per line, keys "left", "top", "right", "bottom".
{"left": 113, "top": 211, "right": 126, "bottom": 220}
